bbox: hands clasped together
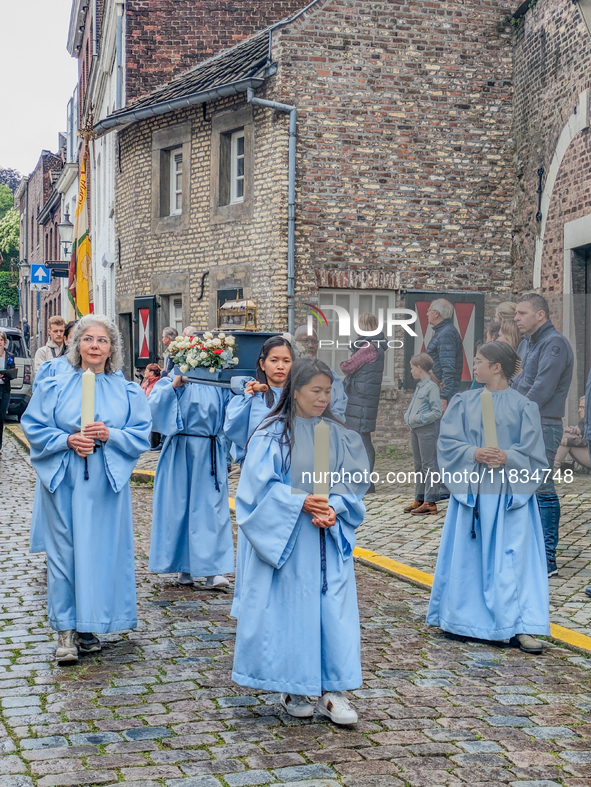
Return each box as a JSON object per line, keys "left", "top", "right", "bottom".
{"left": 474, "top": 447, "right": 508, "bottom": 466}
{"left": 303, "top": 494, "right": 336, "bottom": 529}
{"left": 67, "top": 423, "right": 110, "bottom": 457}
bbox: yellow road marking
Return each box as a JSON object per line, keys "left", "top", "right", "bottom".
{"left": 9, "top": 425, "right": 591, "bottom": 654}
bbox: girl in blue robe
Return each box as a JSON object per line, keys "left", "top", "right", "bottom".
{"left": 148, "top": 376, "right": 234, "bottom": 587}
{"left": 224, "top": 336, "right": 295, "bottom": 611}
{"left": 22, "top": 316, "right": 151, "bottom": 663}
{"left": 426, "top": 341, "right": 550, "bottom": 654}
{"left": 232, "top": 358, "right": 369, "bottom": 725}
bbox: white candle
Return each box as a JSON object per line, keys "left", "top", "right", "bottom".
{"left": 314, "top": 419, "right": 330, "bottom": 499}
{"left": 480, "top": 388, "right": 499, "bottom": 468}
{"left": 81, "top": 368, "right": 95, "bottom": 432}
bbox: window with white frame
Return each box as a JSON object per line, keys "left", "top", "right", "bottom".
{"left": 315, "top": 289, "right": 397, "bottom": 387}
{"left": 169, "top": 148, "right": 183, "bottom": 215}
{"left": 171, "top": 296, "right": 183, "bottom": 335}
{"left": 230, "top": 130, "right": 245, "bottom": 204}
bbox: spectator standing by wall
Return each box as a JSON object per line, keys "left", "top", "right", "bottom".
{"left": 0, "top": 331, "right": 16, "bottom": 455}
{"left": 426, "top": 299, "right": 463, "bottom": 413}
{"left": 403, "top": 353, "right": 442, "bottom": 515}
{"left": 34, "top": 316, "right": 66, "bottom": 372}
{"left": 513, "top": 294, "right": 574, "bottom": 577}
{"left": 341, "top": 313, "right": 386, "bottom": 491}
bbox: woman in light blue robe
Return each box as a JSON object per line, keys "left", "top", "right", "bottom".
{"left": 22, "top": 316, "right": 151, "bottom": 663}
{"left": 224, "top": 336, "right": 295, "bottom": 611}
{"left": 232, "top": 358, "right": 369, "bottom": 725}
{"left": 148, "top": 376, "right": 234, "bottom": 584}
{"left": 426, "top": 342, "right": 550, "bottom": 653}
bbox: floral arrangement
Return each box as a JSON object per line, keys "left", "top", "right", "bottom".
{"left": 168, "top": 332, "right": 239, "bottom": 374}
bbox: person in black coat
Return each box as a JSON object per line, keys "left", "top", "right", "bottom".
{"left": 425, "top": 299, "right": 463, "bottom": 413}
{"left": 0, "top": 331, "right": 17, "bottom": 454}
{"left": 341, "top": 313, "right": 386, "bottom": 491}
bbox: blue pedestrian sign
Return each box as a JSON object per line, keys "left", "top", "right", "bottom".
{"left": 30, "top": 264, "right": 51, "bottom": 290}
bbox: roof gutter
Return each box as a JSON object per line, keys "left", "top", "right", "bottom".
{"left": 94, "top": 77, "right": 265, "bottom": 136}
{"left": 247, "top": 87, "right": 297, "bottom": 334}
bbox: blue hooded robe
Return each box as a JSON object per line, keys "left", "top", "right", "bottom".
{"left": 148, "top": 377, "right": 234, "bottom": 578}
{"left": 426, "top": 387, "right": 551, "bottom": 640}
{"left": 22, "top": 369, "right": 151, "bottom": 633}
{"left": 232, "top": 416, "right": 368, "bottom": 695}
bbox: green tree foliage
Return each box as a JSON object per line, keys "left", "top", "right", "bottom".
{"left": 0, "top": 272, "right": 19, "bottom": 310}
{"left": 0, "top": 208, "right": 19, "bottom": 271}
{"left": 0, "top": 167, "right": 22, "bottom": 193}
{"left": 0, "top": 185, "right": 14, "bottom": 220}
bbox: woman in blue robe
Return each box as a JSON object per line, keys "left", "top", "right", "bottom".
{"left": 232, "top": 358, "right": 369, "bottom": 725}
{"left": 224, "top": 336, "right": 295, "bottom": 611}
{"left": 426, "top": 341, "right": 550, "bottom": 654}
{"left": 148, "top": 375, "right": 234, "bottom": 588}
{"left": 22, "top": 315, "right": 151, "bottom": 664}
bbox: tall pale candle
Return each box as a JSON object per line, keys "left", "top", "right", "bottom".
{"left": 81, "top": 368, "right": 96, "bottom": 432}
{"left": 480, "top": 388, "right": 499, "bottom": 467}
{"left": 313, "top": 419, "right": 330, "bottom": 499}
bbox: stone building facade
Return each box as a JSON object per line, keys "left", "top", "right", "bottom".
{"left": 107, "top": 0, "right": 516, "bottom": 444}
{"left": 512, "top": 0, "right": 591, "bottom": 421}
{"left": 15, "top": 151, "right": 64, "bottom": 357}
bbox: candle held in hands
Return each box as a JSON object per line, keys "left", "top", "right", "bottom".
{"left": 314, "top": 419, "right": 330, "bottom": 499}
{"left": 81, "top": 368, "right": 96, "bottom": 431}
{"left": 480, "top": 388, "right": 500, "bottom": 468}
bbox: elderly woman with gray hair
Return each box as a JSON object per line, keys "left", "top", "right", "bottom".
{"left": 22, "top": 315, "right": 151, "bottom": 664}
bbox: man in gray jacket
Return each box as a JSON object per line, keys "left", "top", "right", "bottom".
{"left": 34, "top": 316, "right": 66, "bottom": 373}
{"left": 513, "top": 293, "right": 574, "bottom": 577}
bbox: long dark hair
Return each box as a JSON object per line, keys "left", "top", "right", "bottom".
{"left": 478, "top": 341, "right": 520, "bottom": 380}
{"left": 255, "top": 335, "right": 295, "bottom": 408}
{"left": 253, "top": 358, "right": 342, "bottom": 469}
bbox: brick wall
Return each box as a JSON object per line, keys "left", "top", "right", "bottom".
{"left": 512, "top": 0, "right": 591, "bottom": 294}
{"left": 275, "top": 0, "right": 515, "bottom": 305}
{"left": 273, "top": 0, "right": 515, "bottom": 444}
{"left": 115, "top": 87, "right": 291, "bottom": 334}
{"left": 125, "top": 0, "right": 310, "bottom": 101}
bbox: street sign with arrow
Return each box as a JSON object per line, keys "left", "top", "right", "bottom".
{"left": 30, "top": 264, "right": 51, "bottom": 291}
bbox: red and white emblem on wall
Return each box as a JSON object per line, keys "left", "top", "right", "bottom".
{"left": 412, "top": 301, "right": 476, "bottom": 383}
{"left": 138, "top": 308, "right": 151, "bottom": 360}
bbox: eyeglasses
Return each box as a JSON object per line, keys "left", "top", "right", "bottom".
{"left": 81, "top": 336, "right": 110, "bottom": 345}
{"left": 473, "top": 358, "right": 490, "bottom": 366}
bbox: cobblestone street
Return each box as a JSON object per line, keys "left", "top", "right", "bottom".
{"left": 3, "top": 432, "right": 591, "bottom": 787}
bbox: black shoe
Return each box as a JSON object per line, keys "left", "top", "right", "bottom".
{"left": 77, "top": 633, "right": 102, "bottom": 654}
{"left": 585, "top": 587, "right": 591, "bottom": 599}
{"left": 150, "top": 445, "right": 162, "bottom": 452}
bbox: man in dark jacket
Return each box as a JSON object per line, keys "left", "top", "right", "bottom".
{"left": 513, "top": 293, "right": 574, "bottom": 577}
{"left": 425, "top": 299, "right": 463, "bottom": 412}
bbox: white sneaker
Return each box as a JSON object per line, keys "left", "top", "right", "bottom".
{"left": 206, "top": 575, "right": 230, "bottom": 589}
{"left": 55, "top": 630, "right": 78, "bottom": 664}
{"left": 316, "top": 692, "right": 358, "bottom": 725}
{"left": 177, "top": 572, "right": 193, "bottom": 585}
{"left": 280, "top": 693, "right": 314, "bottom": 718}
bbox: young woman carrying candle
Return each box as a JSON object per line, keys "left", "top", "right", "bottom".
{"left": 22, "top": 315, "right": 151, "bottom": 664}
{"left": 426, "top": 342, "right": 550, "bottom": 654}
{"left": 232, "top": 358, "right": 369, "bottom": 725}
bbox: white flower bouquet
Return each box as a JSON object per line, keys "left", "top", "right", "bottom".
{"left": 168, "top": 332, "right": 239, "bottom": 374}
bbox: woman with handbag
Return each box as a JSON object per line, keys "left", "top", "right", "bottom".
{"left": 0, "top": 331, "right": 17, "bottom": 455}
